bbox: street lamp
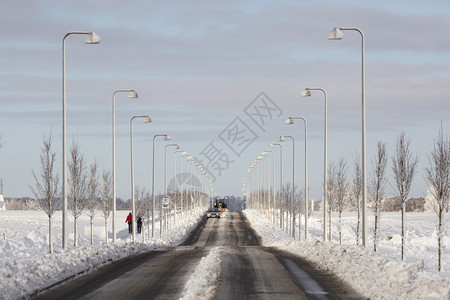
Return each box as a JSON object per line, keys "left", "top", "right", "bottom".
{"left": 257, "top": 155, "right": 265, "bottom": 213}
{"left": 130, "top": 115, "right": 151, "bottom": 242}
{"left": 302, "top": 87, "right": 327, "bottom": 241}
{"left": 285, "top": 117, "right": 309, "bottom": 240}
{"left": 62, "top": 31, "right": 100, "bottom": 249}
{"left": 161, "top": 144, "right": 178, "bottom": 234}
{"left": 112, "top": 89, "right": 138, "bottom": 243}
{"left": 261, "top": 151, "right": 270, "bottom": 218}
{"left": 152, "top": 134, "right": 171, "bottom": 238}
{"left": 329, "top": 27, "right": 367, "bottom": 246}
{"left": 278, "top": 135, "right": 296, "bottom": 239}
{"left": 186, "top": 155, "right": 193, "bottom": 213}
{"left": 265, "top": 150, "right": 275, "bottom": 224}
{"left": 269, "top": 143, "right": 283, "bottom": 229}
{"left": 174, "top": 150, "right": 187, "bottom": 221}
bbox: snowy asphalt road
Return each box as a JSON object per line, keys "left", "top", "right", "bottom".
{"left": 33, "top": 212, "right": 362, "bottom": 299}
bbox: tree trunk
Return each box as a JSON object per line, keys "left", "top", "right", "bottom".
{"left": 74, "top": 216, "right": 78, "bottom": 247}
{"left": 280, "top": 204, "right": 283, "bottom": 229}
{"left": 438, "top": 208, "right": 442, "bottom": 272}
{"left": 374, "top": 207, "right": 379, "bottom": 252}
{"left": 90, "top": 216, "right": 94, "bottom": 246}
{"left": 401, "top": 201, "right": 405, "bottom": 260}
{"left": 357, "top": 198, "right": 361, "bottom": 245}
{"left": 292, "top": 203, "right": 295, "bottom": 239}
{"left": 104, "top": 218, "right": 108, "bottom": 244}
{"left": 328, "top": 207, "right": 332, "bottom": 241}
{"left": 48, "top": 216, "right": 53, "bottom": 253}
{"left": 339, "top": 210, "right": 342, "bottom": 245}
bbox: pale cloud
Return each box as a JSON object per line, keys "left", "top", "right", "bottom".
{"left": 0, "top": 0, "right": 449, "bottom": 198}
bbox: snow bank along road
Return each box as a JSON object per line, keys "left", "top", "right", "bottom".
{"left": 33, "top": 212, "right": 361, "bottom": 299}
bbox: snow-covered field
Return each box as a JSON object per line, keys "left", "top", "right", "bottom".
{"left": 0, "top": 209, "right": 449, "bottom": 299}
{"left": 245, "top": 210, "right": 450, "bottom": 299}
{"left": 0, "top": 210, "right": 205, "bottom": 299}
{"left": 304, "top": 211, "right": 450, "bottom": 277}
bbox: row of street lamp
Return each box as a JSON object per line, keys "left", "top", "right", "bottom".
{"left": 61, "top": 31, "right": 213, "bottom": 248}
{"left": 243, "top": 27, "right": 367, "bottom": 246}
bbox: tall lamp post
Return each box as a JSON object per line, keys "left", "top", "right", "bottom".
{"left": 112, "top": 89, "right": 138, "bottom": 243}
{"left": 130, "top": 115, "right": 151, "bottom": 242}
{"left": 264, "top": 150, "right": 275, "bottom": 223}
{"left": 278, "top": 135, "right": 296, "bottom": 239}
{"left": 152, "top": 134, "right": 171, "bottom": 238}
{"left": 174, "top": 150, "right": 187, "bottom": 221}
{"left": 302, "top": 87, "right": 327, "bottom": 241}
{"left": 328, "top": 27, "right": 367, "bottom": 246}
{"left": 258, "top": 155, "right": 265, "bottom": 213}
{"left": 285, "top": 117, "right": 308, "bottom": 240}
{"left": 62, "top": 31, "right": 100, "bottom": 249}
{"left": 261, "top": 152, "right": 270, "bottom": 218}
{"left": 269, "top": 143, "right": 283, "bottom": 229}
{"left": 162, "top": 144, "right": 178, "bottom": 235}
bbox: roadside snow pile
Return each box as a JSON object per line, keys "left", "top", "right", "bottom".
{"left": 180, "top": 246, "right": 224, "bottom": 300}
{"left": 244, "top": 209, "right": 450, "bottom": 300}
{"left": 0, "top": 241, "right": 155, "bottom": 300}
{"left": 0, "top": 210, "right": 204, "bottom": 300}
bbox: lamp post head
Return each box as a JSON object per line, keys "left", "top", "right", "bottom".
{"left": 285, "top": 117, "right": 294, "bottom": 125}
{"left": 164, "top": 135, "right": 171, "bottom": 141}
{"left": 277, "top": 136, "right": 285, "bottom": 142}
{"left": 182, "top": 151, "right": 188, "bottom": 156}
{"left": 174, "top": 144, "right": 179, "bottom": 150}
{"left": 85, "top": 32, "right": 101, "bottom": 44}
{"left": 301, "top": 88, "right": 311, "bottom": 97}
{"left": 328, "top": 27, "right": 344, "bottom": 40}
{"left": 128, "top": 90, "right": 138, "bottom": 98}
{"left": 268, "top": 143, "right": 274, "bottom": 148}
{"left": 143, "top": 116, "right": 151, "bottom": 123}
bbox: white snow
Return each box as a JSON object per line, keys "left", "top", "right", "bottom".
{"left": 180, "top": 246, "right": 224, "bottom": 300}
{"left": 0, "top": 210, "right": 204, "bottom": 300}
{"left": 244, "top": 209, "right": 450, "bottom": 299}
{"left": 0, "top": 209, "right": 449, "bottom": 299}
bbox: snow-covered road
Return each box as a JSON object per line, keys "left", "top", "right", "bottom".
{"left": 1, "top": 209, "right": 449, "bottom": 299}
{"left": 34, "top": 212, "right": 358, "bottom": 299}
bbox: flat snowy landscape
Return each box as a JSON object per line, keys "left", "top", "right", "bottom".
{"left": 0, "top": 209, "right": 449, "bottom": 299}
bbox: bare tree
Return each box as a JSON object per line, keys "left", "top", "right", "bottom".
{"left": 370, "top": 141, "right": 388, "bottom": 252}
{"left": 30, "top": 134, "right": 60, "bottom": 253}
{"left": 352, "top": 155, "right": 362, "bottom": 245}
{"left": 327, "top": 162, "right": 337, "bottom": 241}
{"left": 424, "top": 127, "right": 449, "bottom": 272}
{"left": 86, "top": 162, "right": 99, "bottom": 245}
{"left": 101, "top": 171, "right": 112, "bottom": 244}
{"left": 335, "top": 158, "right": 347, "bottom": 245}
{"left": 68, "top": 142, "right": 89, "bottom": 247}
{"left": 392, "top": 132, "right": 418, "bottom": 260}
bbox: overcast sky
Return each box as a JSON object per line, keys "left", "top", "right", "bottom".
{"left": 0, "top": 0, "right": 449, "bottom": 202}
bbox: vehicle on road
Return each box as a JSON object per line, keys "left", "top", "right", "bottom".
{"left": 214, "top": 197, "right": 228, "bottom": 212}
{"left": 206, "top": 208, "right": 221, "bottom": 218}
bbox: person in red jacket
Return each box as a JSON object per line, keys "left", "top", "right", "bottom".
{"left": 125, "top": 212, "right": 132, "bottom": 233}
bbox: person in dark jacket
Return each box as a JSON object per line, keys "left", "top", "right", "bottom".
{"left": 125, "top": 212, "right": 132, "bottom": 233}
{"left": 137, "top": 216, "right": 143, "bottom": 234}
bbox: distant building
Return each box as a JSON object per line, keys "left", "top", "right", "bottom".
{"left": 0, "top": 195, "right": 5, "bottom": 210}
